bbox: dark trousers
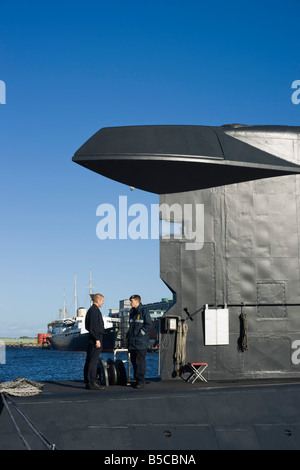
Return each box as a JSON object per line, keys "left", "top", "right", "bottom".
{"left": 130, "top": 349, "right": 147, "bottom": 383}
{"left": 84, "top": 340, "right": 101, "bottom": 383}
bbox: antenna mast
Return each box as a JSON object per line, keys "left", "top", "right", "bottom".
{"left": 89, "top": 269, "right": 93, "bottom": 306}
{"left": 74, "top": 273, "right": 77, "bottom": 316}
{"left": 58, "top": 290, "right": 67, "bottom": 320}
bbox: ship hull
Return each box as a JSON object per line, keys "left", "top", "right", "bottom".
{"left": 48, "top": 329, "right": 117, "bottom": 352}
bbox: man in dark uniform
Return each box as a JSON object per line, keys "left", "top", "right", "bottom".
{"left": 126, "top": 294, "right": 152, "bottom": 389}
{"left": 84, "top": 293, "right": 105, "bottom": 390}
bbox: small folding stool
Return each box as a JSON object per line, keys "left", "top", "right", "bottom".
{"left": 186, "top": 362, "right": 208, "bottom": 383}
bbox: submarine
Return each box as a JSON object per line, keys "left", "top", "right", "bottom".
{"left": 3, "top": 124, "right": 300, "bottom": 451}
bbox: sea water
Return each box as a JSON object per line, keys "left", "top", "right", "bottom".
{"left": 0, "top": 347, "right": 160, "bottom": 383}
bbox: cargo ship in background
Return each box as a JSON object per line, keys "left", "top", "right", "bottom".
{"left": 47, "top": 273, "right": 118, "bottom": 352}
{"left": 47, "top": 308, "right": 118, "bottom": 352}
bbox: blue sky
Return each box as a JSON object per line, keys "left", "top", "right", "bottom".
{"left": 0, "top": 0, "right": 299, "bottom": 337}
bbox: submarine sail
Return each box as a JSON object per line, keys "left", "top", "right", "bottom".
{"left": 73, "top": 124, "right": 300, "bottom": 381}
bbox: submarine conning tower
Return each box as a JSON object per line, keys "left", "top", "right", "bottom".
{"left": 73, "top": 124, "right": 300, "bottom": 381}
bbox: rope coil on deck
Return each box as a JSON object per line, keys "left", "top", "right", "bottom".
{"left": 0, "top": 377, "right": 44, "bottom": 397}
{"left": 175, "top": 319, "right": 188, "bottom": 374}
{"left": 0, "top": 378, "right": 58, "bottom": 450}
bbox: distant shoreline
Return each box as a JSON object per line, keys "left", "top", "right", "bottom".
{"left": 0, "top": 337, "right": 39, "bottom": 347}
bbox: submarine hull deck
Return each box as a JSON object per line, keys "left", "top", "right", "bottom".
{"left": 1, "top": 378, "right": 300, "bottom": 450}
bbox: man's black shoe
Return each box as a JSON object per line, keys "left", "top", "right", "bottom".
{"left": 86, "top": 381, "right": 105, "bottom": 390}
{"left": 135, "top": 381, "right": 145, "bottom": 389}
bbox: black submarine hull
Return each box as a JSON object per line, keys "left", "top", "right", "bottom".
{"left": 1, "top": 379, "right": 300, "bottom": 450}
